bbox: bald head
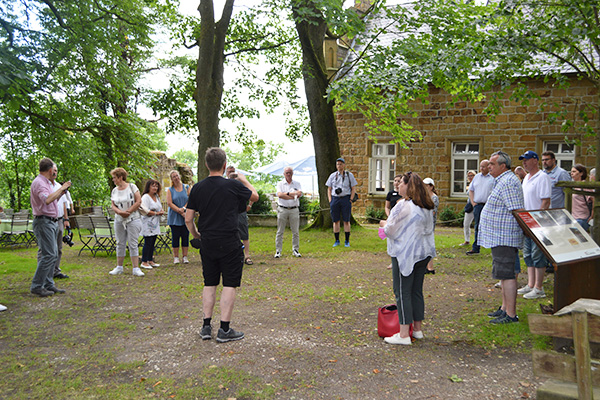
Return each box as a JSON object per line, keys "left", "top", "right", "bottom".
{"left": 480, "top": 160, "right": 490, "bottom": 175}
{"left": 284, "top": 167, "right": 293, "bottom": 183}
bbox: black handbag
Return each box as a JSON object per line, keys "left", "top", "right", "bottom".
{"left": 352, "top": 192, "right": 359, "bottom": 202}
{"left": 464, "top": 201, "right": 473, "bottom": 213}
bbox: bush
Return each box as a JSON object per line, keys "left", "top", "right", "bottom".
{"left": 299, "top": 197, "right": 320, "bottom": 218}
{"left": 249, "top": 190, "right": 274, "bottom": 215}
{"left": 365, "top": 205, "right": 386, "bottom": 222}
{"left": 438, "top": 206, "right": 464, "bottom": 227}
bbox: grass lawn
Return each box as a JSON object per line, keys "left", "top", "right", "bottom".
{"left": 0, "top": 225, "right": 553, "bottom": 399}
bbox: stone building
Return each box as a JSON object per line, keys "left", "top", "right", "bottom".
{"left": 327, "top": 1, "right": 598, "bottom": 216}
{"left": 336, "top": 75, "right": 597, "bottom": 215}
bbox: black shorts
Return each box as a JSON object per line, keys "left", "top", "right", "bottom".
{"left": 491, "top": 246, "right": 518, "bottom": 280}
{"left": 199, "top": 237, "right": 244, "bottom": 287}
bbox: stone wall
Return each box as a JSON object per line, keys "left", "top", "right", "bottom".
{"left": 336, "top": 75, "right": 598, "bottom": 215}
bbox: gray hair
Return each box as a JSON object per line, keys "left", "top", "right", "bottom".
{"left": 491, "top": 151, "right": 512, "bottom": 169}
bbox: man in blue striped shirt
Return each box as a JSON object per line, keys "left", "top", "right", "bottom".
{"left": 479, "top": 151, "right": 525, "bottom": 324}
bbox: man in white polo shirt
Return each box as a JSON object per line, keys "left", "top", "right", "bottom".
{"left": 275, "top": 167, "right": 303, "bottom": 258}
{"left": 517, "top": 150, "right": 552, "bottom": 300}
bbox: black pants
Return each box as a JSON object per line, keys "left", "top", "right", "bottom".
{"left": 141, "top": 235, "right": 157, "bottom": 262}
{"left": 392, "top": 256, "right": 431, "bottom": 325}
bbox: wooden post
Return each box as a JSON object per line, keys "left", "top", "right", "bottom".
{"left": 572, "top": 311, "right": 593, "bottom": 400}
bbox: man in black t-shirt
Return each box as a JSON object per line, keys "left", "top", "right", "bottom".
{"left": 185, "top": 147, "right": 258, "bottom": 343}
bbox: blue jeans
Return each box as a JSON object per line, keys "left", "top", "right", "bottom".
{"left": 31, "top": 217, "right": 58, "bottom": 291}
{"left": 576, "top": 219, "right": 590, "bottom": 232}
{"left": 471, "top": 203, "right": 485, "bottom": 252}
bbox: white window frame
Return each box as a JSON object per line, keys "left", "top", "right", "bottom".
{"left": 451, "top": 142, "right": 480, "bottom": 197}
{"left": 368, "top": 142, "right": 397, "bottom": 195}
{"left": 544, "top": 141, "right": 575, "bottom": 171}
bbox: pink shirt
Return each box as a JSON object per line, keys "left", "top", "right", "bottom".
{"left": 572, "top": 191, "right": 593, "bottom": 220}
{"left": 30, "top": 174, "right": 58, "bottom": 218}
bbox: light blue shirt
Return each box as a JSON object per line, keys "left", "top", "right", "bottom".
{"left": 544, "top": 166, "right": 571, "bottom": 208}
{"left": 326, "top": 170, "right": 357, "bottom": 197}
{"left": 469, "top": 173, "right": 494, "bottom": 204}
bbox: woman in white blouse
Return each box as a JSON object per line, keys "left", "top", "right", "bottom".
{"left": 140, "top": 179, "right": 165, "bottom": 269}
{"left": 109, "top": 168, "right": 144, "bottom": 277}
{"left": 379, "top": 172, "right": 436, "bottom": 345}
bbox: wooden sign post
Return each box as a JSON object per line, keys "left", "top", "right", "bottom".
{"left": 513, "top": 209, "right": 600, "bottom": 312}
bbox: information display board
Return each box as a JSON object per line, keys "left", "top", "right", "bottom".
{"left": 513, "top": 208, "right": 600, "bottom": 265}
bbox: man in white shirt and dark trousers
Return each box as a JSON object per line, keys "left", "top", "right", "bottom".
{"left": 50, "top": 164, "right": 71, "bottom": 280}
{"left": 517, "top": 150, "right": 552, "bottom": 300}
{"left": 275, "top": 167, "right": 303, "bottom": 258}
{"left": 326, "top": 158, "right": 358, "bottom": 247}
{"left": 466, "top": 160, "right": 494, "bottom": 255}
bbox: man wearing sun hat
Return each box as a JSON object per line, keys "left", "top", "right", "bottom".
{"left": 517, "top": 150, "right": 552, "bottom": 300}
{"left": 326, "top": 157, "right": 358, "bottom": 247}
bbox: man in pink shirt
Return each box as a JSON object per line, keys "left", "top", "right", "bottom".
{"left": 30, "top": 158, "right": 71, "bottom": 297}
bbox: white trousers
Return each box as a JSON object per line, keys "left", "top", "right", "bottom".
{"left": 276, "top": 207, "right": 300, "bottom": 252}
{"left": 463, "top": 211, "right": 474, "bottom": 242}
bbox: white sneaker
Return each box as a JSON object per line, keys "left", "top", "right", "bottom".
{"left": 149, "top": 262, "right": 160, "bottom": 267}
{"left": 0, "top": 304, "right": 7, "bottom": 312}
{"left": 132, "top": 267, "right": 145, "bottom": 277}
{"left": 274, "top": 251, "right": 281, "bottom": 258}
{"left": 384, "top": 333, "right": 412, "bottom": 345}
{"left": 517, "top": 285, "right": 533, "bottom": 295}
{"left": 293, "top": 249, "right": 302, "bottom": 257}
{"left": 494, "top": 281, "right": 502, "bottom": 288}
{"left": 173, "top": 257, "right": 180, "bottom": 264}
{"left": 182, "top": 256, "right": 189, "bottom": 264}
{"left": 140, "top": 263, "right": 153, "bottom": 269}
{"left": 412, "top": 331, "right": 424, "bottom": 339}
{"left": 523, "top": 287, "right": 546, "bottom": 299}
{"left": 109, "top": 266, "right": 123, "bottom": 275}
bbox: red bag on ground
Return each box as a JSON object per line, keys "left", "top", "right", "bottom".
{"left": 377, "top": 304, "right": 413, "bottom": 338}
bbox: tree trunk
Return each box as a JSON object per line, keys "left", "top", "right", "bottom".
{"left": 194, "top": 0, "right": 235, "bottom": 180}
{"left": 293, "top": 1, "right": 340, "bottom": 230}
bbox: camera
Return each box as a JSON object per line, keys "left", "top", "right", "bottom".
{"left": 63, "top": 227, "right": 75, "bottom": 247}
{"left": 335, "top": 188, "right": 342, "bottom": 195}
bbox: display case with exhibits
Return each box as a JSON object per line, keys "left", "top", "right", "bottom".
{"left": 513, "top": 208, "right": 600, "bottom": 265}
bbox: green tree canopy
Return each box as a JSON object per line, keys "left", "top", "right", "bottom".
{"left": 0, "top": 0, "right": 170, "bottom": 207}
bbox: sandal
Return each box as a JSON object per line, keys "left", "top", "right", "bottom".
{"left": 244, "top": 257, "right": 253, "bottom": 265}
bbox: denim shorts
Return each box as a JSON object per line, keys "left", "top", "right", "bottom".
{"left": 523, "top": 236, "right": 548, "bottom": 268}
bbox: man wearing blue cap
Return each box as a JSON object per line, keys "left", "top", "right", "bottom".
{"left": 326, "top": 158, "right": 358, "bottom": 247}
{"left": 517, "top": 150, "right": 552, "bottom": 300}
